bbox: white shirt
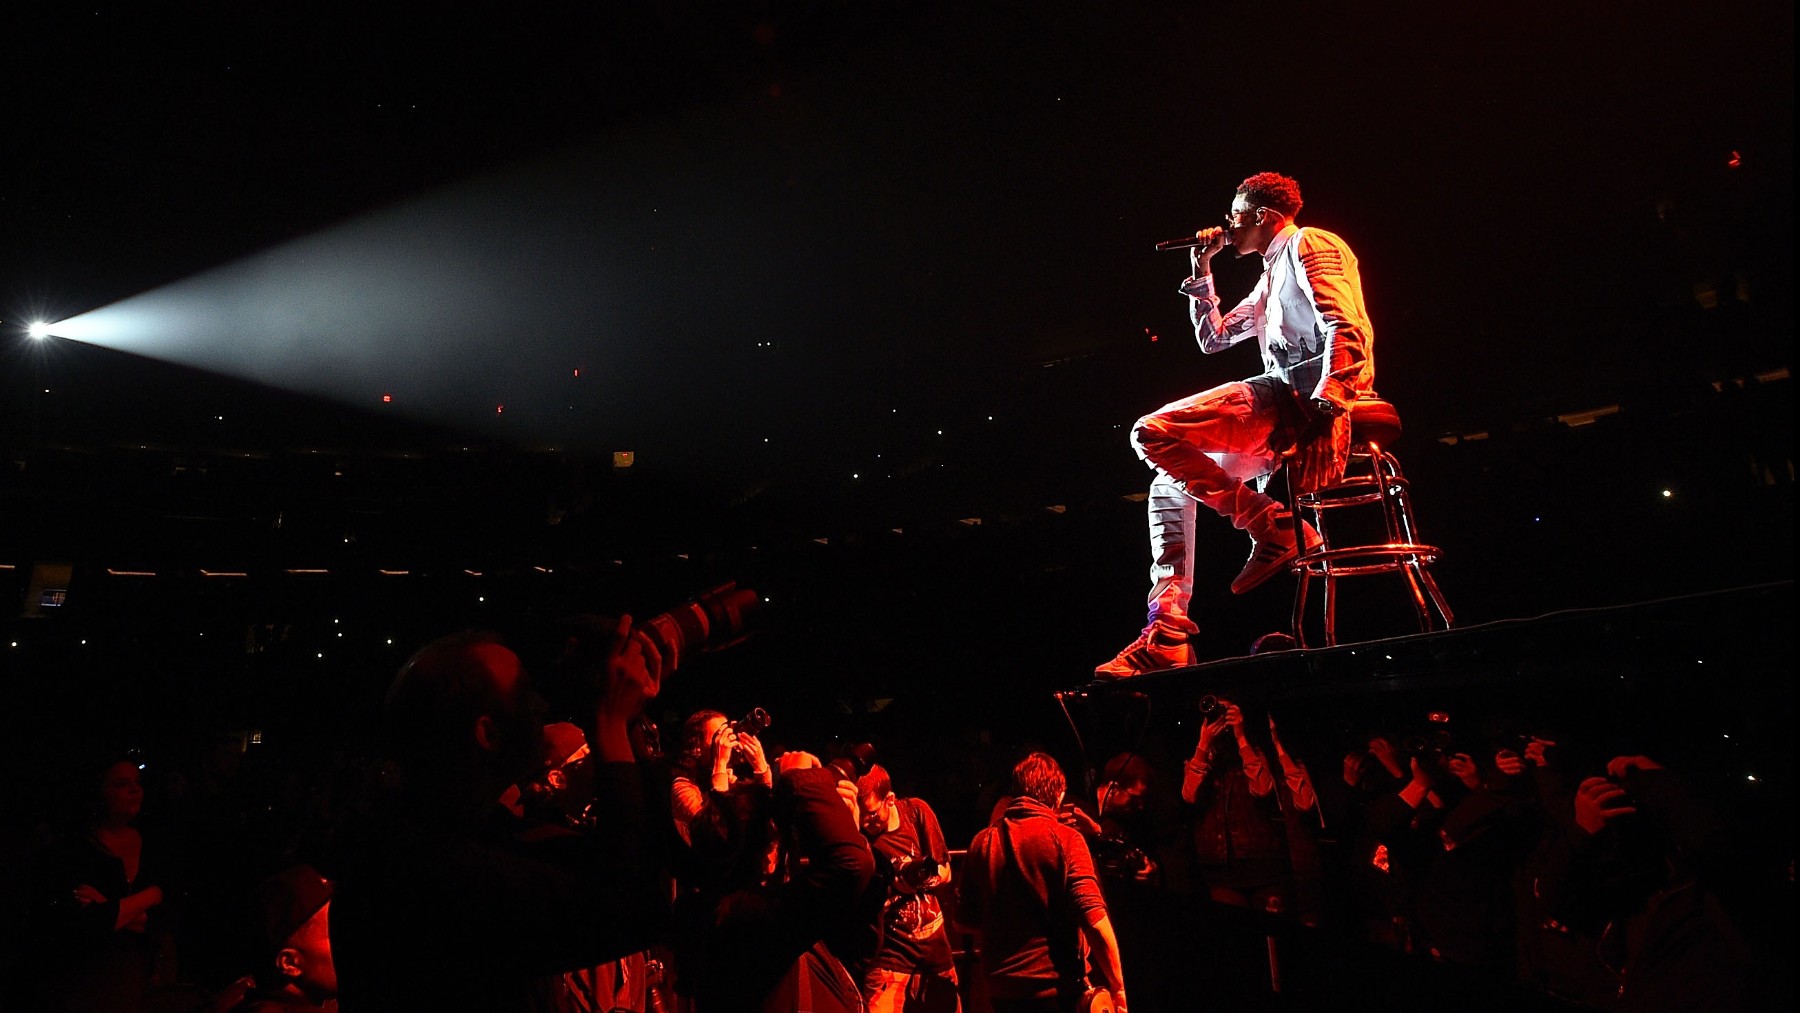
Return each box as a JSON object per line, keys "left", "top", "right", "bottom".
{"left": 1178, "top": 223, "right": 1376, "bottom": 410}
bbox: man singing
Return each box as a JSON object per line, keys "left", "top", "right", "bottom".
{"left": 1097, "top": 172, "right": 1376, "bottom": 678}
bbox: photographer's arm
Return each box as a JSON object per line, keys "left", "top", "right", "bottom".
{"left": 1182, "top": 715, "right": 1228, "bottom": 804}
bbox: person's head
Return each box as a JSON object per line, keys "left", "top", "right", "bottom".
{"left": 1011, "top": 752, "right": 1067, "bottom": 809}
{"left": 255, "top": 865, "right": 336, "bottom": 1003}
{"left": 1098, "top": 753, "right": 1152, "bottom": 820}
{"left": 675, "top": 709, "right": 730, "bottom": 775}
{"left": 855, "top": 764, "right": 897, "bottom": 837}
{"left": 384, "top": 631, "right": 542, "bottom": 799}
{"left": 95, "top": 757, "right": 144, "bottom": 827}
{"left": 1225, "top": 171, "right": 1303, "bottom": 256}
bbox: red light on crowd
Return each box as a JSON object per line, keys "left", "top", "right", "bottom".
{"left": 1728, "top": 150, "right": 1742, "bottom": 168}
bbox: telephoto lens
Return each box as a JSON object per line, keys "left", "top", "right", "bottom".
{"left": 732, "top": 707, "right": 772, "bottom": 739}
{"left": 636, "top": 582, "right": 762, "bottom": 673}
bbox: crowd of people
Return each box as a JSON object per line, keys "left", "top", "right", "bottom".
{"left": 0, "top": 611, "right": 1781, "bottom": 1013}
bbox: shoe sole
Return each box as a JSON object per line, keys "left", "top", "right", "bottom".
{"left": 1232, "top": 544, "right": 1300, "bottom": 595}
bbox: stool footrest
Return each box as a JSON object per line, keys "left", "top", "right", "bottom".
{"left": 1295, "top": 543, "right": 1442, "bottom": 579}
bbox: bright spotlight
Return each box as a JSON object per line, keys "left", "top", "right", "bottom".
{"left": 26, "top": 321, "right": 52, "bottom": 340}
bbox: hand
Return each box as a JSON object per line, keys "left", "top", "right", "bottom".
{"left": 1195, "top": 715, "right": 1227, "bottom": 755}
{"left": 1523, "top": 736, "right": 1557, "bottom": 767}
{"left": 1605, "top": 755, "right": 1662, "bottom": 781}
{"left": 72, "top": 883, "right": 108, "bottom": 906}
{"left": 1268, "top": 713, "right": 1290, "bottom": 757}
{"left": 1112, "top": 987, "right": 1129, "bottom": 1013}
{"left": 1447, "top": 752, "right": 1481, "bottom": 791}
{"left": 1574, "top": 776, "right": 1637, "bottom": 835}
{"left": 1342, "top": 751, "right": 1367, "bottom": 787}
{"left": 1189, "top": 226, "right": 1227, "bottom": 270}
{"left": 1223, "top": 701, "right": 1246, "bottom": 739}
{"left": 834, "top": 778, "right": 859, "bottom": 822}
{"left": 710, "top": 724, "right": 740, "bottom": 773}
{"left": 598, "top": 615, "right": 660, "bottom": 721}
{"left": 1407, "top": 756, "right": 1433, "bottom": 791}
{"left": 737, "top": 731, "right": 770, "bottom": 775}
{"left": 1369, "top": 737, "right": 1405, "bottom": 778}
{"left": 1058, "top": 804, "right": 1102, "bottom": 837}
{"left": 776, "top": 750, "right": 821, "bottom": 774}
{"left": 1494, "top": 749, "right": 1525, "bottom": 777}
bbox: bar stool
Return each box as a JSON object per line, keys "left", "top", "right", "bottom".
{"left": 1287, "top": 397, "right": 1453, "bottom": 647}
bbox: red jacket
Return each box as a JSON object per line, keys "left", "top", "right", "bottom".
{"left": 958, "top": 797, "right": 1107, "bottom": 1000}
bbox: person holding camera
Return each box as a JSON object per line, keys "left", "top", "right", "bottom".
{"left": 328, "top": 620, "right": 669, "bottom": 1012}
{"left": 1180, "top": 699, "right": 1318, "bottom": 915}
{"left": 958, "top": 752, "right": 1128, "bottom": 1013}
{"left": 854, "top": 764, "right": 960, "bottom": 1013}
{"left": 692, "top": 751, "right": 878, "bottom": 1013}
{"left": 667, "top": 710, "right": 776, "bottom": 900}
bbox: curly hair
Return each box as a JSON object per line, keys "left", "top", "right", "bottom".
{"left": 1237, "top": 172, "right": 1303, "bottom": 218}
{"left": 1010, "top": 751, "right": 1067, "bottom": 808}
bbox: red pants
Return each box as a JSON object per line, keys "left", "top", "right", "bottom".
{"left": 1131, "top": 377, "right": 1291, "bottom": 632}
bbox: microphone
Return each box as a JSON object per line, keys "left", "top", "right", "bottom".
{"left": 1154, "top": 226, "right": 1225, "bottom": 252}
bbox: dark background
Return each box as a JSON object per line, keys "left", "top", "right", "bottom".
{"left": 0, "top": 2, "right": 1793, "bottom": 1007}
{"left": 0, "top": 0, "right": 1791, "bottom": 879}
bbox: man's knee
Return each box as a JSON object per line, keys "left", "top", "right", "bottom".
{"left": 1130, "top": 415, "right": 1168, "bottom": 457}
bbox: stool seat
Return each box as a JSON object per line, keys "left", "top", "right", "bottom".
{"left": 1348, "top": 397, "right": 1402, "bottom": 447}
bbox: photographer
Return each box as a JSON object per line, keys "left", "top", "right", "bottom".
{"left": 693, "top": 753, "right": 877, "bottom": 1013}
{"left": 671, "top": 710, "right": 774, "bottom": 849}
{"left": 854, "top": 764, "right": 960, "bottom": 1013}
{"left": 328, "top": 620, "right": 669, "bottom": 1012}
{"left": 1180, "top": 699, "right": 1312, "bottom": 915}
{"left": 1525, "top": 753, "right": 1749, "bottom": 1011}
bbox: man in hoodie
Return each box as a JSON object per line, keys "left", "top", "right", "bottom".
{"left": 958, "top": 752, "right": 1128, "bottom": 1013}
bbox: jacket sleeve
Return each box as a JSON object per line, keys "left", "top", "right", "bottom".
{"left": 1182, "top": 272, "right": 1262, "bottom": 353}
{"left": 1294, "top": 229, "right": 1375, "bottom": 409}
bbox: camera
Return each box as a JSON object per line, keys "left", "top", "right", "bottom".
{"left": 731, "top": 707, "right": 772, "bottom": 739}
{"left": 1198, "top": 694, "right": 1223, "bottom": 719}
{"left": 637, "top": 582, "right": 762, "bottom": 672}
{"left": 827, "top": 742, "right": 877, "bottom": 782}
{"left": 1090, "top": 833, "right": 1150, "bottom": 881}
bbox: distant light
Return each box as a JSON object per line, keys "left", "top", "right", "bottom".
{"left": 496, "top": 404, "right": 505, "bottom": 414}
{"left": 572, "top": 368, "right": 580, "bottom": 377}
{"left": 27, "top": 321, "right": 51, "bottom": 339}
{"left": 1661, "top": 488, "right": 1673, "bottom": 498}
{"left": 1746, "top": 774, "right": 1758, "bottom": 782}
{"left": 477, "top": 596, "right": 485, "bottom": 602}
{"left": 316, "top": 653, "right": 324, "bottom": 659}
{"left": 1728, "top": 150, "right": 1742, "bottom": 168}
{"left": 382, "top": 394, "right": 392, "bottom": 403}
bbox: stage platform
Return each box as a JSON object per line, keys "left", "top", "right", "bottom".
{"left": 1071, "top": 578, "right": 1792, "bottom": 706}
